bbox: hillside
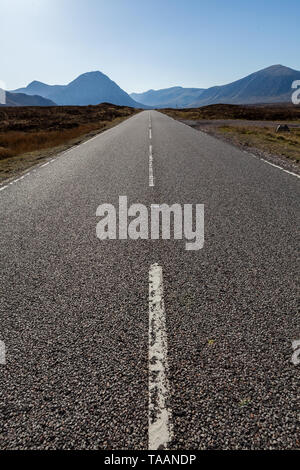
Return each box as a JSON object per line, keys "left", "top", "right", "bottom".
{"left": 191, "top": 65, "right": 300, "bottom": 107}
{"left": 13, "top": 72, "right": 144, "bottom": 108}
{"left": 130, "top": 87, "right": 205, "bottom": 108}
{"left": 1, "top": 91, "right": 56, "bottom": 107}
{"left": 131, "top": 65, "right": 300, "bottom": 108}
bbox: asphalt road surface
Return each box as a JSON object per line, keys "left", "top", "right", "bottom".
{"left": 0, "top": 111, "right": 299, "bottom": 450}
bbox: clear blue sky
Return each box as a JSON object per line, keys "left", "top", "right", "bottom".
{"left": 1, "top": 0, "right": 300, "bottom": 93}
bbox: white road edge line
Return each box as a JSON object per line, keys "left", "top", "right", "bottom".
{"left": 149, "top": 144, "right": 154, "bottom": 187}
{"left": 246, "top": 152, "right": 300, "bottom": 179}
{"left": 0, "top": 157, "right": 54, "bottom": 190}
{"left": 149, "top": 264, "right": 173, "bottom": 450}
{"left": 83, "top": 135, "right": 98, "bottom": 145}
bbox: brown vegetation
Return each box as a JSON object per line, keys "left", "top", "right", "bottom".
{"left": 218, "top": 125, "right": 300, "bottom": 162}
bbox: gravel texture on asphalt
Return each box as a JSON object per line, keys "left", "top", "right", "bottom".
{"left": 0, "top": 111, "right": 299, "bottom": 449}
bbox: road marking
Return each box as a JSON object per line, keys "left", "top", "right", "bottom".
{"left": 0, "top": 185, "right": 8, "bottom": 192}
{"left": 246, "top": 152, "right": 300, "bottom": 179}
{"left": 149, "top": 264, "right": 173, "bottom": 450}
{"left": 259, "top": 158, "right": 300, "bottom": 179}
{"left": 14, "top": 175, "right": 25, "bottom": 182}
{"left": 83, "top": 135, "right": 98, "bottom": 145}
{"left": 62, "top": 145, "right": 77, "bottom": 154}
{"left": 149, "top": 144, "right": 154, "bottom": 187}
{"left": 148, "top": 113, "right": 154, "bottom": 186}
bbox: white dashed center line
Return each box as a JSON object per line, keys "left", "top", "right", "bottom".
{"left": 149, "top": 144, "right": 154, "bottom": 187}
{"left": 149, "top": 264, "right": 173, "bottom": 450}
{"left": 148, "top": 113, "right": 154, "bottom": 187}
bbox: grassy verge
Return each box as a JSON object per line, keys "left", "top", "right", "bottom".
{"left": 0, "top": 103, "right": 140, "bottom": 182}
{"left": 217, "top": 126, "right": 300, "bottom": 162}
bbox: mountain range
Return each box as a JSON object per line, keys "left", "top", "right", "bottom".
{"left": 131, "top": 87, "right": 205, "bottom": 108}
{"left": 4, "top": 64, "right": 300, "bottom": 108}
{"left": 12, "top": 71, "right": 143, "bottom": 108}
{"left": 131, "top": 65, "right": 300, "bottom": 108}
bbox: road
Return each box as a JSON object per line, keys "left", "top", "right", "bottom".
{"left": 0, "top": 110, "right": 299, "bottom": 450}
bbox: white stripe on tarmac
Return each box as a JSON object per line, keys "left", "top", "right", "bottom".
{"left": 149, "top": 264, "right": 173, "bottom": 450}
{"left": 149, "top": 144, "right": 154, "bottom": 187}
{"left": 83, "top": 135, "right": 99, "bottom": 145}
{"left": 258, "top": 158, "right": 300, "bottom": 179}
{"left": 245, "top": 152, "right": 300, "bottom": 179}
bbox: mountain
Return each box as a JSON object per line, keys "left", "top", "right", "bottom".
{"left": 130, "top": 87, "right": 205, "bottom": 108}
{"left": 131, "top": 65, "right": 300, "bottom": 108}
{"left": 190, "top": 65, "right": 300, "bottom": 107}
{"left": 10, "top": 65, "right": 300, "bottom": 109}
{"left": 14, "top": 81, "right": 65, "bottom": 99}
{"left": 13, "top": 72, "right": 144, "bottom": 108}
{"left": 1, "top": 91, "right": 56, "bottom": 107}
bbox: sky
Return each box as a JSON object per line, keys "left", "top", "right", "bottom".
{"left": 1, "top": 0, "right": 300, "bottom": 93}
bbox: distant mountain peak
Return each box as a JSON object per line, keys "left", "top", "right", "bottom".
{"left": 256, "top": 64, "right": 298, "bottom": 75}
{"left": 75, "top": 71, "right": 108, "bottom": 79}
{"left": 28, "top": 80, "right": 45, "bottom": 87}
{"left": 265, "top": 64, "right": 284, "bottom": 69}
{"left": 131, "top": 64, "right": 300, "bottom": 108}
{"left": 12, "top": 71, "right": 144, "bottom": 108}
{"left": 130, "top": 86, "right": 205, "bottom": 108}
{"left": 189, "top": 64, "right": 300, "bottom": 107}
